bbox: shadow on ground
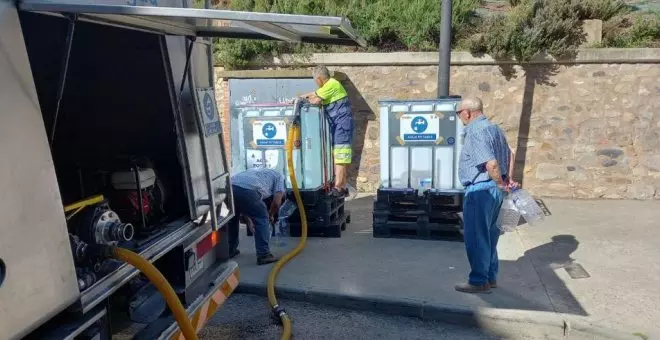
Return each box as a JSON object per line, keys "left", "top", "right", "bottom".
{"left": 345, "top": 195, "right": 587, "bottom": 316}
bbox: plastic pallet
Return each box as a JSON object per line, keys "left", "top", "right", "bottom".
{"left": 286, "top": 187, "right": 329, "bottom": 206}
{"left": 372, "top": 208, "right": 463, "bottom": 241}
{"left": 246, "top": 195, "right": 347, "bottom": 238}
{"left": 289, "top": 210, "right": 350, "bottom": 238}
{"left": 287, "top": 198, "right": 345, "bottom": 224}
{"left": 376, "top": 188, "right": 463, "bottom": 212}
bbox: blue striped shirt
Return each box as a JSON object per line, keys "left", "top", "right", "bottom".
{"left": 231, "top": 168, "right": 286, "bottom": 200}
{"left": 458, "top": 115, "right": 511, "bottom": 187}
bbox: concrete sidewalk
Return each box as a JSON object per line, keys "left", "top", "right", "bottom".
{"left": 231, "top": 195, "right": 660, "bottom": 339}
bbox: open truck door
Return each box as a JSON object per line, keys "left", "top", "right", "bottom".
{"left": 18, "top": 0, "right": 366, "bottom": 231}
{"left": 2, "top": 0, "right": 365, "bottom": 338}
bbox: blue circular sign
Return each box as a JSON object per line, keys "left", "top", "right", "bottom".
{"left": 262, "top": 123, "right": 277, "bottom": 139}
{"left": 447, "top": 137, "right": 456, "bottom": 145}
{"left": 411, "top": 116, "right": 428, "bottom": 133}
{"left": 203, "top": 93, "right": 214, "bottom": 120}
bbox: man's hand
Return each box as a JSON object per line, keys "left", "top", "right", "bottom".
{"left": 507, "top": 180, "right": 521, "bottom": 191}
{"left": 496, "top": 181, "right": 511, "bottom": 193}
{"left": 268, "top": 205, "right": 278, "bottom": 224}
{"left": 499, "top": 179, "right": 520, "bottom": 193}
{"left": 269, "top": 192, "right": 284, "bottom": 223}
{"left": 486, "top": 159, "right": 508, "bottom": 191}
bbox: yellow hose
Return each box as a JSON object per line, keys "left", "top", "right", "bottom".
{"left": 111, "top": 247, "right": 199, "bottom": 340}
{"left": 267, "top": 123, "right": 307, "bottom": 340}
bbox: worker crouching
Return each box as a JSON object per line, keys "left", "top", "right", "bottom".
{"left": 227, "top": 167, "right": 286, "bottom": 265}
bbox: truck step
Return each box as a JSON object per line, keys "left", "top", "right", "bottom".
{"left": 133, "top": 261, "right": 239, "bottom": 340}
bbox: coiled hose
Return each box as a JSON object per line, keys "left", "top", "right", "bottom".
{"left": 111, "top": 247, "right": 199, "bottom": 340}
{"left": 266, "top": 121, "right": 308, "bottom": 340}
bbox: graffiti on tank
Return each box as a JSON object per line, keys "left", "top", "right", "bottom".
{"left": 235, "top": 94, "right": 258, "bottom": 106}
{"left": 274, "top": 96, "right": 297, "bottom": 104}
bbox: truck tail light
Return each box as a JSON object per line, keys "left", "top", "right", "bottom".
{"left": 196, "top": 231, "right": 219, "bottom": 259}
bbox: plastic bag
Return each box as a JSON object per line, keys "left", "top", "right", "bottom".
{"left": 273, "top": 200, "right": 297, "bottom": 247}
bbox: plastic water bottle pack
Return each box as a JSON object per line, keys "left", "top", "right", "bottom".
{"left": 418, "top": 178, "right": 432, "bottom": 196}
{"left": 498, "top": 195, "right": 521, "bottom": 232}
{"left": 273, "top": 200, "right": 297, "bottom": 247}
{"left": 511, "top": 189, "right": 546, "bottom": 225}
{"left": 498, "top": 188, "right": 545, "bottom": 232}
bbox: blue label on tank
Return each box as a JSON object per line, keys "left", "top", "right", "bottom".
{"left": 257, "top": 140, "right": 285, "bottom": 146}
{"left": 257, "top": 122, "right": 284, "bottom": 145}
{"left": 411, "top": 116, "right": 428, "bottom": 133}
{"left": 403, "top": 133, "right": 437, "bottom": 141}
{"left": 262, "top": 123, "right": 277, "bottom": 139}
{"left": 447, "top": 137, "right": 456, "bottom": 145}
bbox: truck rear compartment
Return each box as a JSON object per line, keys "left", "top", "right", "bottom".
{"left": 20, "top": 11, "right": 193, "bottom": 302}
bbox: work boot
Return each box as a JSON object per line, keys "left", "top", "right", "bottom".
{"left": 454, "top": 282, "right": 492, "bottom": 294}
{"left": 329, "top": 188, "right": 345, "bottom": 198}
{"left": 489, "top": 280, "right": 497, "bottom": 288}
{"left": 257, "top": 253, "right": 279, "bottom": 265}
{"left": 228, "top": 248, "right": 240, "bottom": 259}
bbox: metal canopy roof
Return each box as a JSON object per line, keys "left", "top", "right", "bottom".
{"left": 18, "top": 0, "right": 367, "bottom": 47}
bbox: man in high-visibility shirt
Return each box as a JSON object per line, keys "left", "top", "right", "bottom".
{"left": 301, "top": 65, "right": 353, "bottom": 197}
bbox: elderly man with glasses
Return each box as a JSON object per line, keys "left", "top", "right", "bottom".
{"left": 454, "top": 96, "right": 519, "bottom": 294}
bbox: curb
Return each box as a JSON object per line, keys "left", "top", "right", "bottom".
{"left": 235, "top": 282, "right": 646, "bottom": 340}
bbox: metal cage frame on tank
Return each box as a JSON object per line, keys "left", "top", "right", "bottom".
{"left": 230, "top": 101, "right": 351, "bottom": 237}
{"left": 373, "top": 96, "right": 465, "bottom": 241}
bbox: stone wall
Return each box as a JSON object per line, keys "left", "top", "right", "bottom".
{"left": 215, "top": 49, "right": 660, "bottom": 199}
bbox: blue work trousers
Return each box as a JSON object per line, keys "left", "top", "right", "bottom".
{"left": 228, "top": 185, "right": 271, "bottom": 256}
{"left": 462, "top": 181, "right": 505, "bottom": 286}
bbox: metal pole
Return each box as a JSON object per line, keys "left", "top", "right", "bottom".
{"left": 437, "top": 0, "right": 452, "bottom": 97}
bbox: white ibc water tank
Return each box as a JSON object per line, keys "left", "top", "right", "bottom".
{"left": 230, "top": 103, "right": 333, "bottom": 190}
{"left": 378, "top": 98, "right": 464, "bottom": 192}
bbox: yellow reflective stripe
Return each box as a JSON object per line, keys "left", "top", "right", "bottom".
{"left": 333, "top": 145, "right": 352, "bottom": 164}
{"left": 169, "top": 269, "right": 240, "bottom": 340}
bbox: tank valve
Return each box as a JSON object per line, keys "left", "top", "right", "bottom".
{"left": 74, "top": 202, "right": 135, "bottom": 246}
{"left": 94, "top": 210, "right": 134, "bottom": 244}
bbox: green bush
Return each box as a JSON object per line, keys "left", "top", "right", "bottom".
{"left": 468, "top": 0, "right": 585, "bottom": 63}
{"left": 574, "top": 0, "right": 630, "bottom": 21}
{"left": 602, "top": 12, "right": 660, "bottom": 48}
{"left": 212, "top": 0, "right": 658, "bottom": 69}
{"left": 215, "top": 0, "right": 482, "bottom": 69}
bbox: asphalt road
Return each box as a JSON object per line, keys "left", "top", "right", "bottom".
{"left": 202, "top": 293, "right": 532, "bottom": 340}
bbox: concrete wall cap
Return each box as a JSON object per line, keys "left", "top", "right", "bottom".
{"left": 216, "top": 49, "right": 660, "bottom": 70}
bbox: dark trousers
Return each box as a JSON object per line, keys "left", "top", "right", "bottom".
{"left": 227, "top": 185, "right": 271, "bottom": 256}
{"left": 463, "top": 181, "right": 505, "bottom": 286}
